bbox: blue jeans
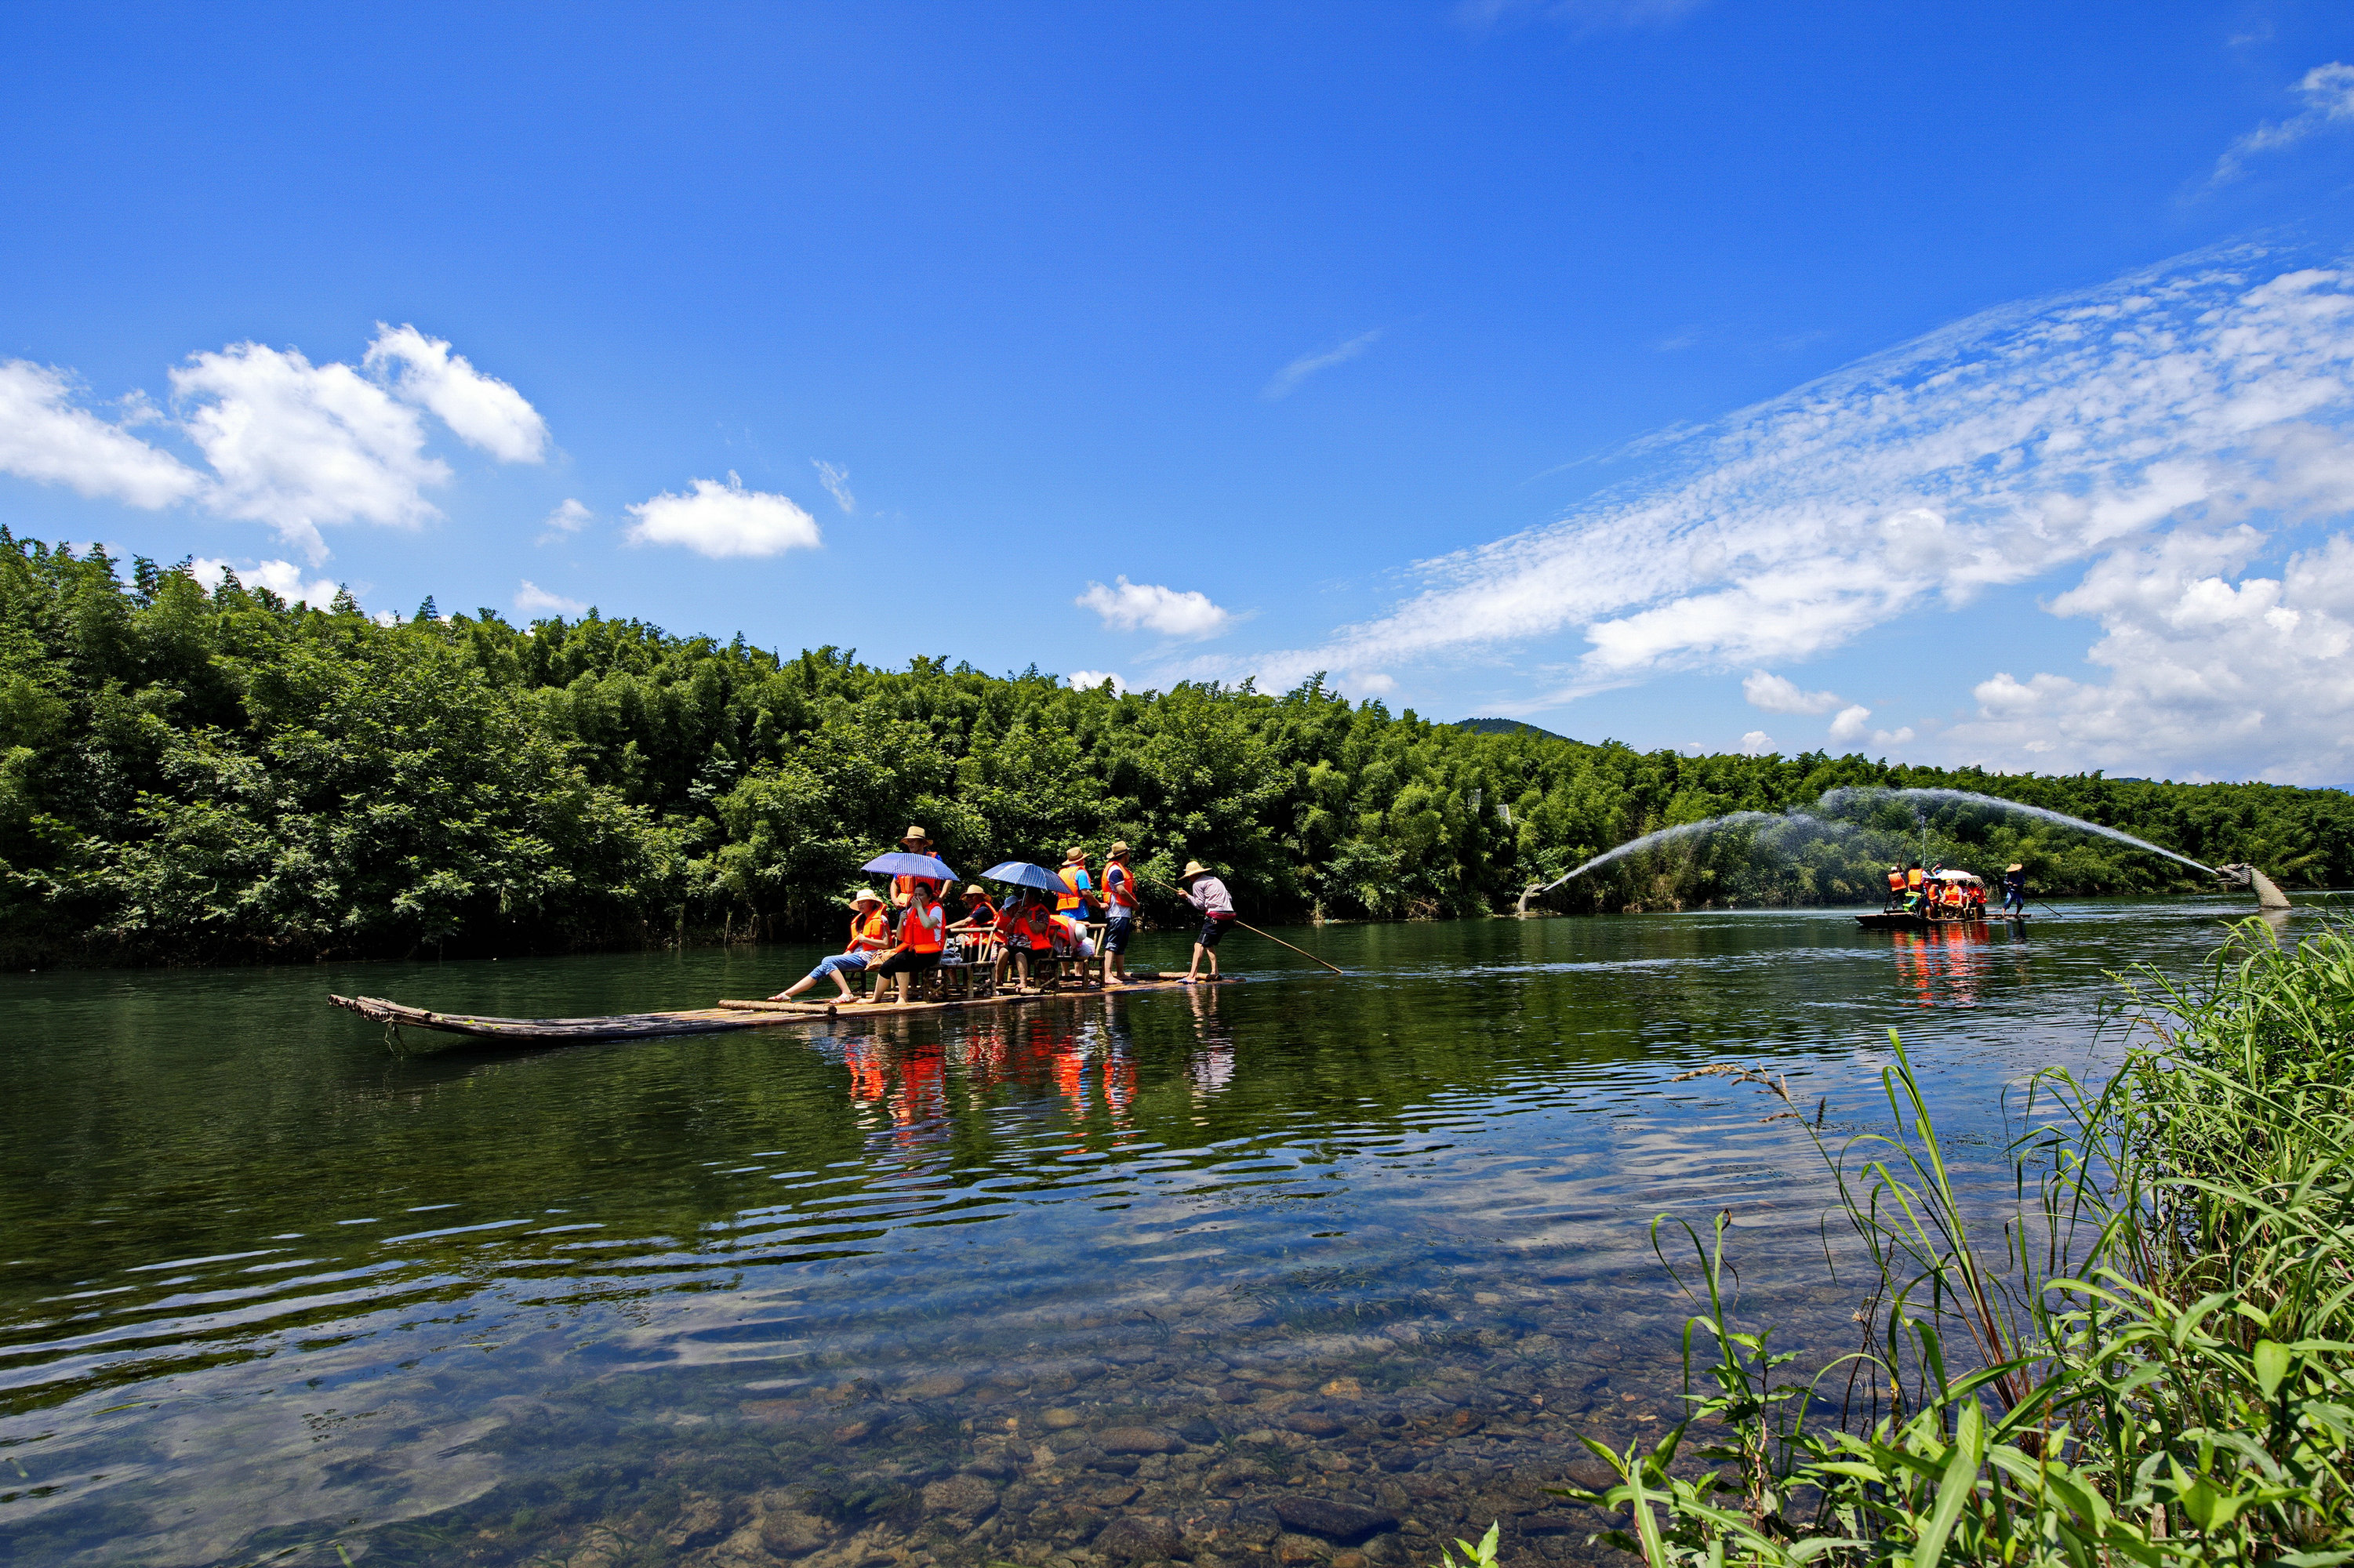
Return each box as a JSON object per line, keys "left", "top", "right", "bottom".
{"left": 805, "top": 952, "right": 870, "bottom": 982}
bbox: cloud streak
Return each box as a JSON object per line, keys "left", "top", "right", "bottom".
{"left": 2214, "top": 62, "right": 2354, "bottom": 183}
{"left": 1262, "top": 329, "right": 1382, "bottom": 400}
{"left": 1240, "top": 246, "right": 2354, "bottom": 782}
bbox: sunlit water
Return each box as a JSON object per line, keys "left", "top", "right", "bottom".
{"left": 0, "top": 898, "right": 2305, "bottom": 1567}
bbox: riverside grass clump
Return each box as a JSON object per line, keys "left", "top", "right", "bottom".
{"left": 1560, "top": 917, "right": 2354, "bottom": 1566}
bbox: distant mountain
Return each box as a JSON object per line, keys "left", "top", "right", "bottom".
{"left": 1455, "top": 717, "right": 1576, "bottom": 744}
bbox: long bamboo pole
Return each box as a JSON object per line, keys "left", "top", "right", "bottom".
{"left": 1140, "top": 873, "right": 1345, "bottom": 975}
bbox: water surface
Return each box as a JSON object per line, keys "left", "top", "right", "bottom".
{"left": 0, "top": 898, "right": 2289, "bottom": 1567}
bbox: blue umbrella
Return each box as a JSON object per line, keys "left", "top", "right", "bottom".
{"left": 863, "top": 851, "right": 956, "bottom": 880}
{"left": 979, "top": 861, "right": 1064, "bottom": 893}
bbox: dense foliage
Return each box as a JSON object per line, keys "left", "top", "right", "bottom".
{"left": 1564, "top": 919, "right": 2354, "bottom": 1566}
{"left": 4, "top": 531, "right": 2349, "bottom": 964}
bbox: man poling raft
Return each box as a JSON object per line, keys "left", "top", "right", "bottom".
{"left": 1141, "top": 859, "right": 1343, "bottom": 982}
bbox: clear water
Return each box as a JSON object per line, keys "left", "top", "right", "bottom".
{"left": 0, "top": 898, "right": 2293, "bottom": 1567}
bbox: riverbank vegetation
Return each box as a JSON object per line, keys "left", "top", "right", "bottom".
{"left": 4, "top": 532, "right": 2350, "bottom": 963}
{"left": 1567, "top": 917, "right": 2354, "bottom": 1564}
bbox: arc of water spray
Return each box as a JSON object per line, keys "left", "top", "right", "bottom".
{"left": 1520, "top": 786, "right": 2227, "bottom": 909}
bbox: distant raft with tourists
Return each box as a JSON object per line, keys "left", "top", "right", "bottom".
{"left": 1854, "top": 862, "right": 2008, "bottom": 931}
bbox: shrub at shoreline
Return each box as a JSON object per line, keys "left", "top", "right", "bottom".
{"left": 1564, "top": 917, "right": 2353, "bottom": 1564}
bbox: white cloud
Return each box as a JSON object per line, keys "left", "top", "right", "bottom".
{"left": 538, "top": 498, "right": 591, "bottom": 542}
{"left": 361, "top": 324, "right": 548, "bottom": 462}
{"left": 1262, "top": 329, "right": 1382, "bottom": 400}
{"left": 1743, "top": 669, "right": 1841, "bottom": 715}
{"left": 0, "top": 361, "right": 205, "bottom": 508}
{"left": 812, "top": 459, "right": 855, "bottom": 514}
{"left": 1339, "top": 671, "right": 1398, "bottom": 696}
{"left": 173, "top": 343, "right": 445, "bottom": 562}
{"left": 190, "top": 556, "right": 342, "bottom": 608}
{"left": 1, "top": 328, "right": 548, "bottom": 565}
{"left": 2214, "top": 62, "right": 2354, "bottom": 183}
{"left": 625, "top": 472, "right": 822, "bottom": 558}
{"left": 1828, "top": 703, "right": 1872, "bottom": 741}
{"left": 1076, "top": 576, "right": 1234, "bottom": 639}
{"left": 1739, "top": 730, "right": 1775, "bottom": 757}
{"left": 1238, "top": 249, "right": 2354, "bottom": 782}
{"left": 1943, "top": 526, "right": 2354, "bottom": 780}
{"left": 1066, "top": 670, "right": 1127, "bottom": 694}
{"left": 514, "top": 579, "right": 589, "bottom": 617}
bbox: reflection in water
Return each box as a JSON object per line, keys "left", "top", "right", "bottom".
{"left": 0, "top": 898, "right": 2284, "bottom": 1566}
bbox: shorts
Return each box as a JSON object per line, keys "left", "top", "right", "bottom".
{"left": 805, "top": 952, "right": 870, "bottom": 981}
{"left": 1103, "top": 913, "right": 1135, "bottom": 953}
{"left": 1197, "top": 916, "right": 1233, "bottom": 949}
{"left": 872, "top": 950, "right": 941, "bottom": 976}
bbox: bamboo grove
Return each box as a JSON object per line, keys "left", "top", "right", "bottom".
{"left": 3, "top": 532, "right": 2350, "bottom": 964}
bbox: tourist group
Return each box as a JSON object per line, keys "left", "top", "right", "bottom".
{"left": 770, "top": 826, "right": 1238, "bottom": 1006}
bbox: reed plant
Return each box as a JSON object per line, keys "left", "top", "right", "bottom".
{"left": 1560, "top": 916, "right": 2354, "bottom": 1566}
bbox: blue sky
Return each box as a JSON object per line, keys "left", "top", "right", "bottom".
{"left": 7, "top": 3, "right": 2354, "bottom": 783}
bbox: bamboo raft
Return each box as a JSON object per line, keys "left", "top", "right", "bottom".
{"left": 329, "top": 971, "right": 1236, "bottom": 1048}
{"left": 1854, "top": 910, "right": 2029, "bottom": 931}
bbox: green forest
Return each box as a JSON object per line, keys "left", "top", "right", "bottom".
{"left": 3, "top": 530, "right": 2349, "bottom": 965}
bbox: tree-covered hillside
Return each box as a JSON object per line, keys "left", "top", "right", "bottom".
{"left": 4, "top": 532, "right": 2349, "bottom": 964}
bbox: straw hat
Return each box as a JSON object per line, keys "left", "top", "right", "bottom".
{"left": 1109, "top": 840, "right": 1130, "bottom": 856}
{"left": 2006, "top": 863, "right": 2024, "bottom": 873}
{"left": 1065, "top": 846, "right": 1088, "bottom": 863}
{"left": 848, "top": 887, "right": 883, "bottom": 906}
{"left": 963, "top": 884, "right": 991, "bottom": 898}
{"left": 1180, "top": 860, "right": 1212, "bottom": 881}
{"left": 899, "top": 825, "right": 931, "bottom": 844}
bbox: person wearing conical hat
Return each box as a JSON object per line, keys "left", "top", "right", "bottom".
{"left": 772, "top": 887, "right": 892, "bottom": 1003}
{"left": 2001, "top": 862, "right": 2026, "bottom": 917}
{"left": 1055, "top": 846, "right": 1099, "bottom": 916}
{"left": 1099, "top": 841, "right": 1139, "bottom": 987}
{"left": 1175, "top": 860, "right": 1234, "bottom": 984}
{"left": 888, "top": 824, "right": 949, "bottom": 909}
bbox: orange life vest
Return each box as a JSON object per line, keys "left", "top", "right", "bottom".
{"left": 1104, "top": 863, "right": 1138, "bottom": 910}
{"left": 848, "top": 910, "right": 889, "bottom": 949}
{"left": 1056, "top": 866, "right": 1092, "bottom": 913}
{"left": 1886, "top": 869, "right": 1905, "bottom": 895}
{"left": 1019, "top": 906, "right": 1056, "bottom": 948}
{"left": 1905, "top": 868, "right": 1924, "bottom": 891}
{"left": 901, "top": 901, "right": 946, "bottom": 954}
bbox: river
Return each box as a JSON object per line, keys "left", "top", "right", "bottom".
{"left": 0, "top": 895, "right": 2290, "bottom": 1567}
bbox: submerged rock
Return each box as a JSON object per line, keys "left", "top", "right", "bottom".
{"left": 1095, "top": 1514, "right": 1184, "bottom": 1559}
{"left": 1272, "top": 1497, "right": 1398, "bottom": 1544}
{"left": 922, "top": 1473, "right": 1001, "bottom": 1526}
{"left": 1097, "top": 1426, "right": 1179, "bottom": 1454}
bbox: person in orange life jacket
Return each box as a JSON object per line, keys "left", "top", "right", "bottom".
{"left": 772, "top": 888, "right": 892, "bottom": 1003}
{"left": 1903, "top": 862, "right": 1925, "bottom": 911}
{"left": 1055, "top": 848, "right": 1101, "bottom": 916}
{"left": 1052, "top": 912, "right": 1096, "bottom": 961}
{"left": 1177, "top": 861, "right": 1236, "bottom": 983}
{"left": 862, "top": 884, "right": 947, "bottom": 1004}
{"left": 1884, "top": 866, "right": 1905, "bottom": 909}
{"left": 949, "top": 884, "right": 998, "bottom": 935}
{"left": 998, "top": 891, "right": 1059, "bottom": 992}
{"left": 888, "top": 825, "right": 950, "bottom": 909}
{"left": 1099, "top": 841, "right": 1139, "bottom": 985}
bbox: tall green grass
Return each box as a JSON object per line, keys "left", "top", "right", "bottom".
{"left": 1561, "top": 916, "right": 2354, "bottom": 1566}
